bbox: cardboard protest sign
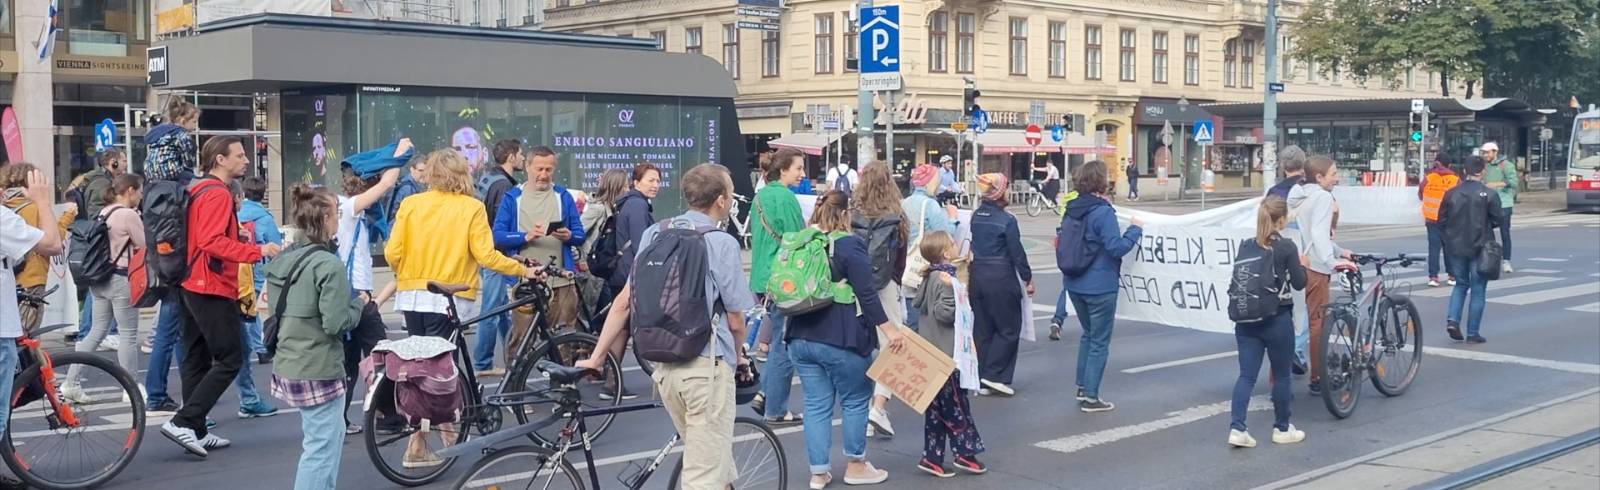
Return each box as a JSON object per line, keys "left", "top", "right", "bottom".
{"left": 867, "top": 327, "right": 955, "bottom": 414}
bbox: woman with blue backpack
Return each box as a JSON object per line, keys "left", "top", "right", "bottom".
{"left": 1059, "top": 161, "right": 1144, "bottom": 413}
{"left": 1226, "top": 196, "right": 1307, "bottom": 448}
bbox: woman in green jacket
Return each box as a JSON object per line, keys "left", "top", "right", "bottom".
{"left": 748, "top": 147, "right": 807, "bottom": 426}
{"left": 265, "top": 183, "right": 362, "bottom": 490}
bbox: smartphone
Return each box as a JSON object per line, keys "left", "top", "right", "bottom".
{"left": 547, "top": 220, "right": 567, "bottom": 232}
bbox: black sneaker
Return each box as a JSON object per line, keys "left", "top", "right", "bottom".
{"left": 1075, "top": 387, "right": 1087, "bottom": 402}
{"left": 1309, "top": 382, "right": 1323, "bottom": 396}
{"left": 954, "top": 455, "right": 989, "bottom": 475}
{"left": 1466, "top": 335, "right": 1487, "bottom": 344}
{"left": 1446, "top": 322, "right": 1464, "bottom": 341}
{"left": 917, "top": 459, "right": 955, "bottom": 478}
{"left": 1291, "top": 360, "right": 1307, "bottom": 376}
{"left": 1079, "top": 398, "right": 1115, "bottom": 413}
{"left": 148, "top": 399, "right": 181, "bottom": 413}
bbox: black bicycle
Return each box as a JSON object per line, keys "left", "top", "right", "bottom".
{"left": 442, "top": 361, "right": 789, "bottom": 490}
{"left": 363, "top": 260, "right": 624, "bottom": 487}
{"left": 1318, "top": 254, "right": 1425, "bottom": 419}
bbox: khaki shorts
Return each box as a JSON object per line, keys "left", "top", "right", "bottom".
{"left": 653, "top": 356, "right": 737, "bottom": 489}
{"left": 509, "top": 284, "right": 579, "bottom": 359}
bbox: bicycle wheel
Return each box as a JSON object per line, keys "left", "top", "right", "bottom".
{"left": 1372, "top": 299, "right": 1423, "bottom": 397}
{"left": 666, "top": 417, "right": 788, "bottom": 490}
{"left": 452, "top": 445, "right": 584, "bottom": 490}
{"left": 363, "top": 376, "right": 474, "bottom": 487}
{"left": 1026, "top": 194, "right": 1043, "bottom": 217}
{"left": 1, "top": 352, "right": 144, "bottom": 490}
{"left": 1318, "top": 308, "right": 1363, "bottom": 419}
{"left": 506, "top": 332, "right": 623, "bottom": 448}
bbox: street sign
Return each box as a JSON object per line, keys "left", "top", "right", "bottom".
{"left": 1160, "top": 120, "right": 1175, "bottom": 147}
{"left": 822, "top": 118, "right": 841, "bottom": 133}
{"left": 1540, "top": 128, "right": 1555, "bottom": 141}
{"left": 1193, "top": 120, "right": 1214, "bottom": 145}
{"left": 1024, "top": 124, "right": 1042, "bottom": 146}
{"left": 1411, "top": 99, "right": 1426, "bottom": 113}
{"left": 736, "top": 7, "right": 782, "bottom": 18}
{"left": 94, "top": 118, "right": 117, "bottom": 152}
{"left": 737, "top": 21, "right": 779, "bottom": 31}
{"left": 858, "top": 6, "right": 901, "bottom": 90}
{"left": 951, "top": 122, "right": 968, "bottom": 132}
{"left": 1050, "top": 125, "right": 1065, "bottom": 143}
{"left": 971, "top": 109, "right": 989, "bottom": 134}
{"left": 1268, "top": 82, "right": 1285, "bottom": 93}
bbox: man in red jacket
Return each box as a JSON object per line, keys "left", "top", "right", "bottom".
{"left": 160, "top": 136, "right": 282, "bottom": 457}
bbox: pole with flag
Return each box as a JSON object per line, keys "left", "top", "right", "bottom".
{"left": 34, "top": 1, "right": 59, "bottom": 61}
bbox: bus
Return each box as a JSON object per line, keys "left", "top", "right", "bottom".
{"left": 1568, "top": 107, "right": 1600, "bottom": 211}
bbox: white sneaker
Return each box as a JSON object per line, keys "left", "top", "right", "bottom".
{"left": 1228, "top": 429, "right": 1257, "bottom": 448}
{"left": 140, "top": 337, "right": 154, "bottom": 354}
{"left": 1502, "top": 263, "right": 1514, "bottom": 274}
{"left": 198, "top": 433, "right": 232, "bottom": 450}
{"left": 868, "top": 408, "right": 895, "bottom": 437}
{"left": 979, "top": 379, "right": 1014, "bottom": 396}
{"left": 161, "top": 421, "right": 208, "bottom": 457}
{"left": 1427, "top": 279, "right": 1441, "bottom": 287}
{"left": 99, "top": 336, "right": 120, "bottom": 352}
{"left": 1448, "top": 277, "right": 1458, "bottom": 286}
{"left": 1272, "top": 424, "right": 1306, "bottom": 444}
{"left": 59, "top": 383, "right": 91, "bottom": 404}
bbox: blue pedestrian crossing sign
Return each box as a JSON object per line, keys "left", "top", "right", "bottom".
{"left": 971, "top": 109, "right": 989, "bottom": 134}
{"left": 94, "top": 118, "right": 117, "bottom": 152}
{"left": 1193, "top": 120, "right": 1214, "bottom": 145}
{"left": 1050, "top": 125, "right": 1065, "bottom": 143}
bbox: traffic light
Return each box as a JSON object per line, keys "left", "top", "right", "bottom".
{"left": 1408, "top": 112, "right": 1424, "bottom": 142}
{"left": 963, "top": 88, "right": 981, "bottom": 117}
{"left": 1063, "top": 114, "right": 1074, "bottom": 133}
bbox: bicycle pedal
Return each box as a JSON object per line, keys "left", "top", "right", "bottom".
{"left": 618, "top": 459, "right": 649, "bottom": 488}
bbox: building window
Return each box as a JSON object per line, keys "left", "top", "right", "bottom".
{"left": 1281, "top": 35, "right": 1294, "bottom": 80}
{"left": 815, "top": 14, "right": 834, "bottom": 74}
{"left": 1241, "top": 39, "right": 1255, "bottom": 88}
{"left": 1048, "top": 21, "right": 1067, "bottom": 78}
{"left": 686, "top": 27, "right": 703, "bottom": 55}
{"left": 1009, "top": 17, "right": 1028, "bottom": 76}
{"left": 1308, "top": 60, "right": 1319, "bottom": 83}
{"left": 723, "top": 24, "right": 739, "bottom": 80}
{"left": 1152, "top": 31, "right": 1169, "bottom": 84}
{"left": 762, "top": 30, "right": 780, "bottom": 78}
{"left": 556, "top": 0, "right": 569, "bottom": 7}
{"left": 651, "top": 30, "right": 666, "bottom": 51}
{"left": 845, "top": 13, "right": 859, "bottom": 72}
{"left": 1184, "top": 34, "right": 1200, "bottom": 85}
{"left": 956, "top": 13, "right": 976, "bottom": 73}
{"left": 1405, "top": 66, "right": 1414, "bottom": 89}
{"left": 929, "top": 11, "right": 948, "bottom": 73}
{"left": 1223, "top": 39, "right": 1237, "bottom": 87}
{"left": 65, "top": 0, "right": 144, "bottom": 55}
{"left": 1119, "top": 28, "right": 1136, "bottom": 81}
{"left": 1084, "top": 25, "right": 1102, "bottom": 80}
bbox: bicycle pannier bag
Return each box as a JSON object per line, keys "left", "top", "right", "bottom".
{"left": 382, "top": 350, "right": 464, "bottom": 425}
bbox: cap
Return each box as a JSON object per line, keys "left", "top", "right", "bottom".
{"left": 1480, "top": 142, "right": 1499, "bottom": 152}
{"left": 939, "top": 155, "right": 954, "bottom": 164}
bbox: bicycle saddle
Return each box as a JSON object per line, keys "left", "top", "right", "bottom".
{"left": 537, "top": 360, "right": 595, "bottom": 385}
{"left": 426, "top": 282, "right": 471, "bottom": 296}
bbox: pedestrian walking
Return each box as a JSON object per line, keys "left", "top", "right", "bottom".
{"left": 239, "top": 177, "right": 282, "bottom": 365}
{"left": 264, "top": 183, "right": 363, "bottom": 490}
{"left": 490, "top": 146, "right": 588, "bottom": 384}
{"left": 143, "top": 98, "right": 203, "bottom": 414}
{"left": 228, "top": 181, "right": 281, "bottom": 421}
{"left": 1420, "top": 153, "right": 1460, "bottom": 287}
{"left": 471, "top": 140, "right": 523, "bottom": 377}
{"left": 579, "top": 163, "right": 758, "bottom": 490}
{"left": 383, "top": 149, "right": 539, "bottom": 468}
{"left": 159, "top": 136, "right": 284, "bottom": 457}
{"left": 1227, "top": 197, "right": 1307, "bottom": 448}
{"left": 1440, "top": 156, "right": 1502, "bottom": 344}
{"left": 1286, "top": 156, "right": 1356, "bottom": 396}
{"left": 0, "top": 166, "right": 67, "bottom": 489}
{"left": 969, "top": 173, "right": 1032, "bottom": 397}
{"left": 852, "top": 161, "right": 909, "bottom": 438}
{"left": 826, "top": 160, "right": 860, "bottom": 196}
{"left": 910, "top": 230, "right": 988, "bottom": 478}
{"left": 1125, "top": 159, "right": 1140, "bottom": 201}
{"left": 785, "top": 190, "right": 900, "bottom": 488}
{"left": 0, "top": 163, "right": 76, "bottom": 334}
{"left": 1480, "top": 142, "right": 1517, "bottom": 274}
{"left": 1060, "top": 161, "right": 1143, "bottom": 412}
{"left": 748, "top": 148, "right": 807, "bottom": 426}
{"left": 60, "top": 173, "right": 145, "bottom": 403}
{"left": 900, "top": 163, "right": 959, "bottom": 333}
{"left": 69, "top": 150, "right": 121, "bottom": 345}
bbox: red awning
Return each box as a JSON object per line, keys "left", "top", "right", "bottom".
{"left": 767, "top": 132, "right": 843, "bottom": 156}
{"left": 974, "top": 130, "right": 1116, "bottom": 155}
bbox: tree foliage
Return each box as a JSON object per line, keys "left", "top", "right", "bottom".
{"left": 1292, "top": 0, "right": 1600, "bottom": 106}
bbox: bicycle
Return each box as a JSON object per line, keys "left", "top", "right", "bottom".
{"left": 442, "top": 361, "right": 789, "bottom": 490}
{"left": 5, "top": 286, "right": 145, "bottom": 490}
{"left": 1024, "top": 181, "right": 1063, "bottom": 217}
{"left": 362, "top": 260, "right": 625, "bottom": 487}
{"left": 729, "top": 193, "right": 753, "bottom": 250}
{"left": 1317, "top": 253, "right": 1425, "bottom": 419}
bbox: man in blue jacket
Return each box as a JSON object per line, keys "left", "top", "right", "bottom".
{"left": 490, "top": 146, "right": 587, "bottom": 370}
{"left": 1060, "top": 161, "right": 1143, "bottom": 413}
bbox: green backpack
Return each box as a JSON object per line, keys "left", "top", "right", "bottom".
{"left": 767, "top": 228, "right": 856, "bottom": 316}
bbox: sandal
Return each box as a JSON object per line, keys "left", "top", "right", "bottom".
{"left": 764, "top": 412, "right": 803, "bottom": 427}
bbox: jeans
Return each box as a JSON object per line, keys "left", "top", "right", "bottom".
{"left": 471, "top": 269, "right": 511, "bottom": 371}
{"left": 175, "top": 291, "right": 245, "bottom": 437}
{"left": 1498, "top": 207, "right": 1514, "bottom": 261}
{"left": 759, "top": 305, "right": 796, "bottom": 420}
{"left": 1069, "top": 292, "right": 1118, "bottom": 399}
{"left": 1231, "top": 311, "right": 1294, "bottom": 432}
{"left": 235, "top": 320, "right": 264, "bottom": 408}
{"left": 1426, "top": 222, "right": 1448, "bottom": 278}
{"left": 293, "top": 397, "right": 346, "bottom": 490}
{"left": 1292, "top": 288, "right": 1309, "bottom": 367}
{"left": 1052, "top": 277, "right": 1070, "bottom": 326}
{"left": 147, "top": 290, "right": 187, "bottom": 405}
{"left": 76, "top": 290, "right": 118, "bottom": 338}
{"left": 903, "top": 294, "right": 920, "bottom": 332}
{"left": 1446, "top": 255, "right": 1489, "bottom": 337}
{"left": 244, "top": 318, "right": 265, "bottom": 356}
{"left": 0, "top": 342, "right": 17, "bottom": 435}
{"left": 1128, "top": 177, "right": 1139, "bottom": 199}
{"left": 789, "top": 339, "right": 873, "bottom": 474}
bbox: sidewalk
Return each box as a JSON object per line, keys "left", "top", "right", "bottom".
{"left": 1275, "top": 389, "right": 1600, "bottom": 489}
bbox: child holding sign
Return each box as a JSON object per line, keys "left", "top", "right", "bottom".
{"left": 911, "top": 231, "right": 988, "bottom": 478}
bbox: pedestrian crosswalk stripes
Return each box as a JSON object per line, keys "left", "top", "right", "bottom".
{"left": 1520, "top": 268, "right": 1562, "bottom": 274}
{"left": 1528, "top": 257, "right": 1569, "bottom": 262}
{"left": 1490, "top": 284, "right": 1600, "bottom": 306}
{"left": 1568, "top": 302, "right": 1600, "bottom": 313}
{"left": 1411, "top": 276, "right": 1561, "bottom": 298}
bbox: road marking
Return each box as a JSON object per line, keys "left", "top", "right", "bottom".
{"left": 1519, "top": 268, "right": 1562, "bottom": 274}
{"left": 1411, "top": 276, "right": 1560, "bottom": 298}
{"left": 1034, "top": 396, "right": 1270, "bottom": 454}
{"left": 1122, "top": 352, "right": 1238, "bottom": 374}
{"left": 1528, "top": 257, "right": 1568, "bottom": 262}
{"left": 1251, "top": 387, "right": 1600, "bottom": 490}
{"left": 1571, "top": 302, "right": 1600, "bottom": 313}
{"left": 1428, "top": 347, "right": 1600, "bottom": 375}
{"left": 1488, "top": 283, "right": 1600, "bottom": 306}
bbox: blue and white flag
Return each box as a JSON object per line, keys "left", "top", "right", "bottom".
{"left": 35, "top": 1, "right": 59, "bottom": 61}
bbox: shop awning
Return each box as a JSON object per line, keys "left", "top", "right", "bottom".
{"left": 973, "top": 130, "right": 1117, "bottom": 155}
{"left": 767, "top": 132, "right": 844, "bottom": 156}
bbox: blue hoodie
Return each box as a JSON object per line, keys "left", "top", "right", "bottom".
{"left": 238, "top": 199, "right": 283, "bottom": 289}
{"left": 1061, "top": 194, "right": 1143, "bottom": 296}
{"left": 491, "top": 184, "right": 587, "bottom": 272}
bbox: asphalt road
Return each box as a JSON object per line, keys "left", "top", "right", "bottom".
{"left": 30, "top": 209, "right": 1600, "bottom": 490}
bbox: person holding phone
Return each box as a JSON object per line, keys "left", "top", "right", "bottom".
{"left": 490, "top": 146, "right": 588, "bottom": 366}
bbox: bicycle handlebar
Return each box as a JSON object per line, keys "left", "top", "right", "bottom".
{"left": 14, "top": 285, "right": 59, "bottom": 306}
{"left": 1350, "top": 253, "right": 1421, "bottom": 268}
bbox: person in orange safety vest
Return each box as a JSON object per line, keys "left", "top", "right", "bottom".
{"left": 1420, "top": 153, "right": 1460, "bottom": 287}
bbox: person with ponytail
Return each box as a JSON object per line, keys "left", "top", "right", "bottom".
{"left": 1226, "top": 197, "right": 1307, "bottom": 448}
{"left": 910, "top": 230, "right": 988, "bottom": 477}
{"left": 60, "top": 174, "right": 145, "bottom": 402}
{"left": 264, "top": 183, "right": 363, "bottom": 489}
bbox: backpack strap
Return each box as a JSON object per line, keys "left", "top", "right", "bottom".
{"left": 272, "top": 248, "right": 322, "bottom": 321}
{"left": 752, "top": 197, "right": 782, "bottom": 242}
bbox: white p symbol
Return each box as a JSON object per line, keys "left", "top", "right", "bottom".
{"left": 872, "top": 29, "right": 889, "bottom": 61}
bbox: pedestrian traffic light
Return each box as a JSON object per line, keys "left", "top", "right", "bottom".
{"left": 1063, "top": 114, "right": 1074, "bottom": 133}
{"left": 963, "top": 88, "right": 981, "bottom": 117}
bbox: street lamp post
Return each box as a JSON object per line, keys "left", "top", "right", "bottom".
{"left": 1177, "top": 95, "right": 1190, "bottom": 200}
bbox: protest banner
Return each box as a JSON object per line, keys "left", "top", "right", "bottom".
{"left": 951, "top": 279, "right": 980, "bottom": 390}
{"left": 43, "top": 204, "right": 79, "bottom": 330}
{"left": 867, "top": 327, "right": 955, "bottom": 414}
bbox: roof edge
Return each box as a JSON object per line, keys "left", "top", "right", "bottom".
{"left": 196, "top": 13, "right": 659, "bottom": 51}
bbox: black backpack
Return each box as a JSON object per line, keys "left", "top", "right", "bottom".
{"left": 585, "top": 211, "right": 624, "bottom": 280}
{"left": 628, "top": 220, "right": 723, "bottom": 364}
{"left": 1057, "top": 212, "right": 1101, "bottom": 277}
{"left": 1226, "top": 239, "right": 1288, "bottom": 323}
{"left": 74, "top": 172, "right": 110, "bottom": 219}
{"left": 136, "top": 178, "right": 225, "bottom": 308}
{"left": 851, "top": 213, "right": 903, "bottom": 291}
{"left": 67, "top": 206, "right": 131, "bottom": 286}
